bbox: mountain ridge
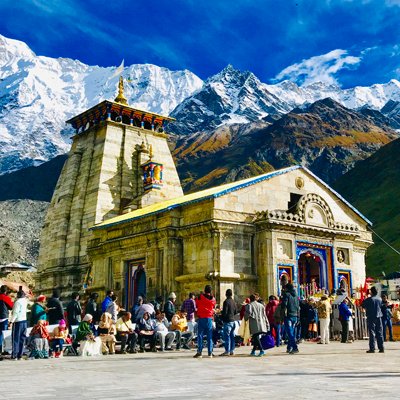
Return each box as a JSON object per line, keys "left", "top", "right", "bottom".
{"left": 2, "top": 34, "right": 400, "bottom": 176}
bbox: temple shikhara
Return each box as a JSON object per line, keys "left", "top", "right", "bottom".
{"left": 37, "top": 78, "right": 373, "bottom": 307}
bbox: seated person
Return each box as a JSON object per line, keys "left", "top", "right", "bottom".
{"left": 170, "top": 310, "right": 194, "bottom": 350}
{"left": 116, "top": 312, "right": 138, "bottom": 354}
{"left": 137, "top": 312, "right": 156, "bottom": 352}
{"left": 98, "top": 312, "right": 116, "bottom": 355}
{"left": 153, "top": 311, "right": 175, "bottom": 351}
{"left": 76, "top": 314, "right": 102, "bottom": 356}
{"left": 51, "top": 319, "right": 69, "bottom": 358}
{"left": 29, "top": 320, "right": 50, "bottom": 359}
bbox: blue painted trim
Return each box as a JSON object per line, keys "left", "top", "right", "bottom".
{"left": 337, "top": 268, "right": 353, "bottom": 294}
{"left": 276, "top": 263, "right": 296, "bottom": 295}
{"left": 296, "top": 243, "right": 329, "bottom": 290}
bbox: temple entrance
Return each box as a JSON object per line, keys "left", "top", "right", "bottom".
{"left": 297, "top": 243, "right": 333, "bottom": 296}
{"left": 298, "top": 252, "right": 323, "bottom": 295}
{"left": 125, "top": 261, "right": 146, "bottom": 311}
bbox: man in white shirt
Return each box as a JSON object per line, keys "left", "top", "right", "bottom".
{"left": 9, "top": 288, "right": 28, "bottom": 360}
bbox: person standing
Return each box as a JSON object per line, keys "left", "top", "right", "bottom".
{"left": 245, "top": 294, "right": 269, "bottom": 357}
{"left": 164, "top": 292, "right": 177, "bottom": 322}
{"left": 362, "top": 286, "right": 384, "bottom": 353}
{"left": 381, "top": 294, "right": 394, "bottom": 342}
{"left": 282, "top": 283, "right": 300, "bottom": 354}
{"left": 266, "top": 295, "right": 279, "bottom": 346}
{"left": 9, "top": 288, "right": 28, "bottom": 360}
{"left": 85, "top": 293, "right": 100, "bottom": 324}
{"left": 47, "top": 289, "right": 64, "bottom": 325}
{"left": 338, "top": 298, "right": 352, "bottom": 344}
{"left": 220, "top": 289, "right": 237, "bottom": 356}
{"left": 193, "top": 285, "right": 216, "bottom": 358}
{"left": 101, "top": 290, "right": 114, "bottom": 314}
{"left": 0, "top": 285, "right": 13, "bottom": 357}
{"left": 181, "top": 292, "right": 197, "bottom": 323}
{"left": 66, "top": 292, "right": 82, "bottom": 331}
{"left": 317, "top": 294, "right": 332, "bottom": 344}
{"left": 106, "top": 294, "right": 119, "bottom": 323}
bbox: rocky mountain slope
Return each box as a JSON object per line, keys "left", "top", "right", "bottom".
{"left": 334, "top": 137, "right": 400, "bottom": 276}
{"left": 0, "top": 200, "right": 48, "bottom": 266}
{"left": 174, "top": 98, "right": 398, "bottom": 192}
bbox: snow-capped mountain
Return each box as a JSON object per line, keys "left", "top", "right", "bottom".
{"left": 0, "top": 35, "right": 203, "bottom": 174}
{"left": 2, "top": 34, "right": 400, "bottom": 175}
{"left": 171, "top": 65, "right": 400, "bottom": 134}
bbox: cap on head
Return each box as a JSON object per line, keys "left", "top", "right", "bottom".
{"left": 169, "top": 292, "right": 177, "bottom": 299}
{"left": 37, "top": 295, "right": 46, "bottom": 303}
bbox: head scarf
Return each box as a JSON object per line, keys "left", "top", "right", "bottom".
{"left": 99, "top": 312, "right": 112, "bottom": 329}
{"left": 30, "top": 320, "right": 49, "bottom": 339}
{"left": 83, "top": 314, "right": 93, "bottom": 322}
{"left": 59, "top": 319, "right": 66, "bottom": 328}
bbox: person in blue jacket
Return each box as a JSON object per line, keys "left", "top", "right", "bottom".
{"left": 338, "top": 298, "right": 353, "bottom": 343}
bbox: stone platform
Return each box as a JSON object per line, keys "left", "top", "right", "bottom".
{"left": 2, "top": 341, "right": 399, "bottom": 399}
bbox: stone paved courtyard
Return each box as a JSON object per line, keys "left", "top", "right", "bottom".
{"left": 2, "top": 341, "right": 400, "bottom": 399}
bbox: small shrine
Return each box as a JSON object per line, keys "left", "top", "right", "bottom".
{"left": 142, "top": 145, "right": 163, "bottom": 191}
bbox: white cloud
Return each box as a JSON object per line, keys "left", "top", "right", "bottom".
{"left": 275, "top": 49, "right": 361, "bottom": 86}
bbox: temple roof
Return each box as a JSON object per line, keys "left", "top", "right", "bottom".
{"left": 91, "top": 165, "right": 372, "bottom": 230}
{"left": 66, "top": 100, "right": 175, "bottom": 131}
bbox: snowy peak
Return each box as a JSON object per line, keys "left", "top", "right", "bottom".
{"left": 0, "top": 35, "right": 36, "bottom": 69}
{"left": 0, "top": 35, "right": 203, "bottom": 174}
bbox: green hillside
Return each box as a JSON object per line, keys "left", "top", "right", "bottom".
{"left": 333, "top": 137, "right": 400, "bottom": 277}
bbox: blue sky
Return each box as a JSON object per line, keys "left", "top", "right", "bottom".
{"left": 0, "top": 0, "right": 399, "bottom": 87}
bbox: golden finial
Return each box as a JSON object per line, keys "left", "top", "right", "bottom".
{"left": 114, "top": 76, "right": 128, "bottom": 105}
{"left": 149, "top": 144, "right": 154, "bottom": 160}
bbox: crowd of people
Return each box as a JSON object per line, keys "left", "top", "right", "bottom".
{"left": 0, "top": 282, "right": 397, "bottom": 361}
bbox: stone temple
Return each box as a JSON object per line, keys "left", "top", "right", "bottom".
{"left": 37, "top": 78, "right": 373, "bottom": 306}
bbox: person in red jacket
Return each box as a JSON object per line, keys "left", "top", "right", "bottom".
{"left": 265, "top": 295, "right": 280, "bottom": 345}
{"left": 193, "top": 285, "right": 216, "bottom": 358}
{"left": 0, "top": 285, "right": 14, "bottom": 356}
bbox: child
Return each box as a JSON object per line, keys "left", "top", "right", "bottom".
{"left": 51, "top": 319, "right": 69, "bottom": 357}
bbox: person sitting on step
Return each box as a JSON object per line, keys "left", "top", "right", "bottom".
{"left": 170, "top": 310, "right": 194, "bottom": 350}
{"left": 116, "top": 312, "right": 138, "bottom": 354}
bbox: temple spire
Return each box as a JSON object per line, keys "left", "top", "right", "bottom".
{"left": 114, "top": 76, "right": 128, "bottom": 105}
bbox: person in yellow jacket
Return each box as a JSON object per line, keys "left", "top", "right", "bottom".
{"left": 170, "top": 311, "right": 194, "bottom": 350}
{"left": 316, "top": 294, "right": 332, "bottom": 344}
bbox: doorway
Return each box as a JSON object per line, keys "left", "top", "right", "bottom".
{"left": 125, "top": 260, "right": 146, "bottom": 311}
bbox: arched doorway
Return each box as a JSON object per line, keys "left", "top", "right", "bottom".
{"left": 297, "top": 247, "right": 328, "bottom": 295}
{"left": 126, "top": 261, "right": 146, "bottom": 311}
{"left": 298, "top": 252, "right": 322, "bottom": 293}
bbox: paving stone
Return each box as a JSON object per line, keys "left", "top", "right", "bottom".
{"left": 2, "top": 341, "right": 399, "bottom": 399}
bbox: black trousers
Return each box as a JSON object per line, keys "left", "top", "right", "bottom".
{"left": 251, "top": 333, "right": 262, "bottom": 351}
{"left": 117, "top": 332, "right": 138, "bottom": 351}
{"left": 340, "top": 320, "right": 349, "bottom": 343}
{"left": 138, "top": 333, "right": 156, "bottom": 350}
